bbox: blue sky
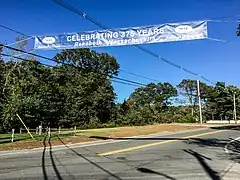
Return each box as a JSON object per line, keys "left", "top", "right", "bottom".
{"left": 0, "top": 0, "right": 240, "bottom": 102}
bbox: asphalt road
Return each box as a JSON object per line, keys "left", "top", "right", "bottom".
{"left": 0, "top": 126, "right": 240, "bottom": 180}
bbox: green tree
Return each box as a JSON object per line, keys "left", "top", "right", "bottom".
{"left": 177, "top": 79, "right": 210, "bottom": 117}
{"left": 203, "top": 82, "right": 240, "bottom": 121}
{"left": 54, "top": 48, "right": 119, "bottom": 76}
{"left": 129, "top": 82, "right": 177, "bottom": 108}
{"left": 177, "top": 79, "right": 197, "bottom": 115}
{"left": 0, "top": 46, "right": 5, "bottom": 131}
{"left": 1, "top": 60, "right": 57, "bottom": 130}
{"left": 53, "top": 48, "right": 119, "bottom": 128}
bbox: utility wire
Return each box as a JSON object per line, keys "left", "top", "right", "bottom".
{"left": 1, "top": 53, "right": 145, "bottom": 87}
{"left": 111, "top": 79, "right": 143, "bottom": 88}
{"left": 207, "top": 14, "right": 240, "bottom": 21}
{"left": 113, "top": 77, "right": 147, "bottom": 86}
{"left": 1, "top": 52, "right": 152, "bottom": 89}
{"left": 52, "top": 0, "right": 215, "bottom": 84}
{"left": 119, "top": 69, "right": 159, "bottom": 82}
{"left": 2, "top": 44, "right": 59, "bottom": 64}
{"left": 1, "top": 53, "right": 54, "bottom": 68}
{"left": 0, "top": 24, "right": 28, "bottom": 37}
{"left": 0, "top": 50, "right": 146, "bottom": 87}
{"left": 209, "top": 20, "right": 240, "bottom": 23}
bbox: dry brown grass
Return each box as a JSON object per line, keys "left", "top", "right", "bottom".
{"left": 78, "top": 123, "right": 205, "bottom": 138}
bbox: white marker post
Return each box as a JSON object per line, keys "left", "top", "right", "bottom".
{"left": 48, "top": 127, "right": 51, "bottom": 138}
{"left": 11, "top": 129, "right": 15, "bottom": 142}
{"left": 39, "top": 125, "right": 42, "bottom": 135}
{"left": 74, "top": 126, "right": 76, "bottom": 136}
{"left": 58, "top": 126, "right": 61, "bottom": 135}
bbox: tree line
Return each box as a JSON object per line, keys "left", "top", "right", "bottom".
{"left": 0, "top": 44, "right": 239, "bottom": 132}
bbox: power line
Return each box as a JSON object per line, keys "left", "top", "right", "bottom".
{"left": 209, "top": 20, "right": 240, "bottom": 23}
{"left": 119, "top": 69, "right": 159, "bottom": 82}
{"left": 207, "top": 14, "right": 240, "bottom": 21}
{"left": 52, "top": 0, "right": 215, "bottom": 84}
{"left": 1, "top": 53, "right": 54, "bottom": 68}
{"left": 111, "top": 79, "right": 142, "bottom": 88}
{"left": 0, "top": 51, "right": 146, "bottom": 88}
{"left": 113, "top": 77, "right": 147, "bottom": 86}
{"left": 0, "top": 24, "right": 28, "bottom": 37}
{"left": 2, "top": 44, "right": 59, "bottom": 64}
{"left": 2, "top": 44, "right": 147, "bottom": 86}
{"left": 1, "top": 53, "right": 142, "bottom": 88}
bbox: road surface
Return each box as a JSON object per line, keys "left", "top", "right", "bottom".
{"left": 0, "top": 126, "right": 239, "bottom": 180}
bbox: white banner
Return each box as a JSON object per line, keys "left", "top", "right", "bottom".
{"left": 34, "top": 21, "right": 208, "bottom": 50}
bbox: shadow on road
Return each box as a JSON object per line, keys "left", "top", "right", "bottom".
{"left": 42, "top": 137, "right": 48, "bottom": 180}
{"left": 57, "top": 136, "right": 123, "bottom": 180}
{"left": 183, "top": 149, "right": 220, "bottom": 180}
{"left": 137, "top": 167, "right": 176, "bottom": 180}
{"left": 210, "top": 125, "right": 240, "bottom": 131}
{"left": 187, "top": 138, "right": 240, "bottom": 162}
{"left": 42, "top": 137, "right": 64, "bottom": 180}
{"left": 48, "top": 137, "right": 64, "bottom": 180}
{"left": 186, "top": 138, "right": 229, "bottom": 148}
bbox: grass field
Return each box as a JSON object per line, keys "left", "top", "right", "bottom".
{"left": 0, "top": 123, "right": 207, "bottom": 151}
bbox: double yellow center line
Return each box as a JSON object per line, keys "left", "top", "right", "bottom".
{"left": 98, "top": 130, "right": 225, "bottom": 156}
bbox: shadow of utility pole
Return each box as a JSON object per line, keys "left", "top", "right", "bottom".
{"left": 183, "top": 149, "right": 220, "bottom": 180}
{"left": 48, "top": 137, "right": 64, "bottom": 180}
{"left": 42, "top": 136, "right": 64, "bottom": 180}
{"left": 42, "top": 137, "right": 49, "bottom": 180}
{"left": 137, "top": 167, "right": 176, "bottom": 180}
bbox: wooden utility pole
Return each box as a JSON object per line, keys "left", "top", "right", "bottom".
{"left": 197, "top": 80, "right": 203, "bottom": 125}
{"left": 233, "top": 92, "right": 237, "bottom": 124}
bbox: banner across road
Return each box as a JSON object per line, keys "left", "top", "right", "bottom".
{"left": 34, "top": 21, "right": 208, "bottom": 50}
